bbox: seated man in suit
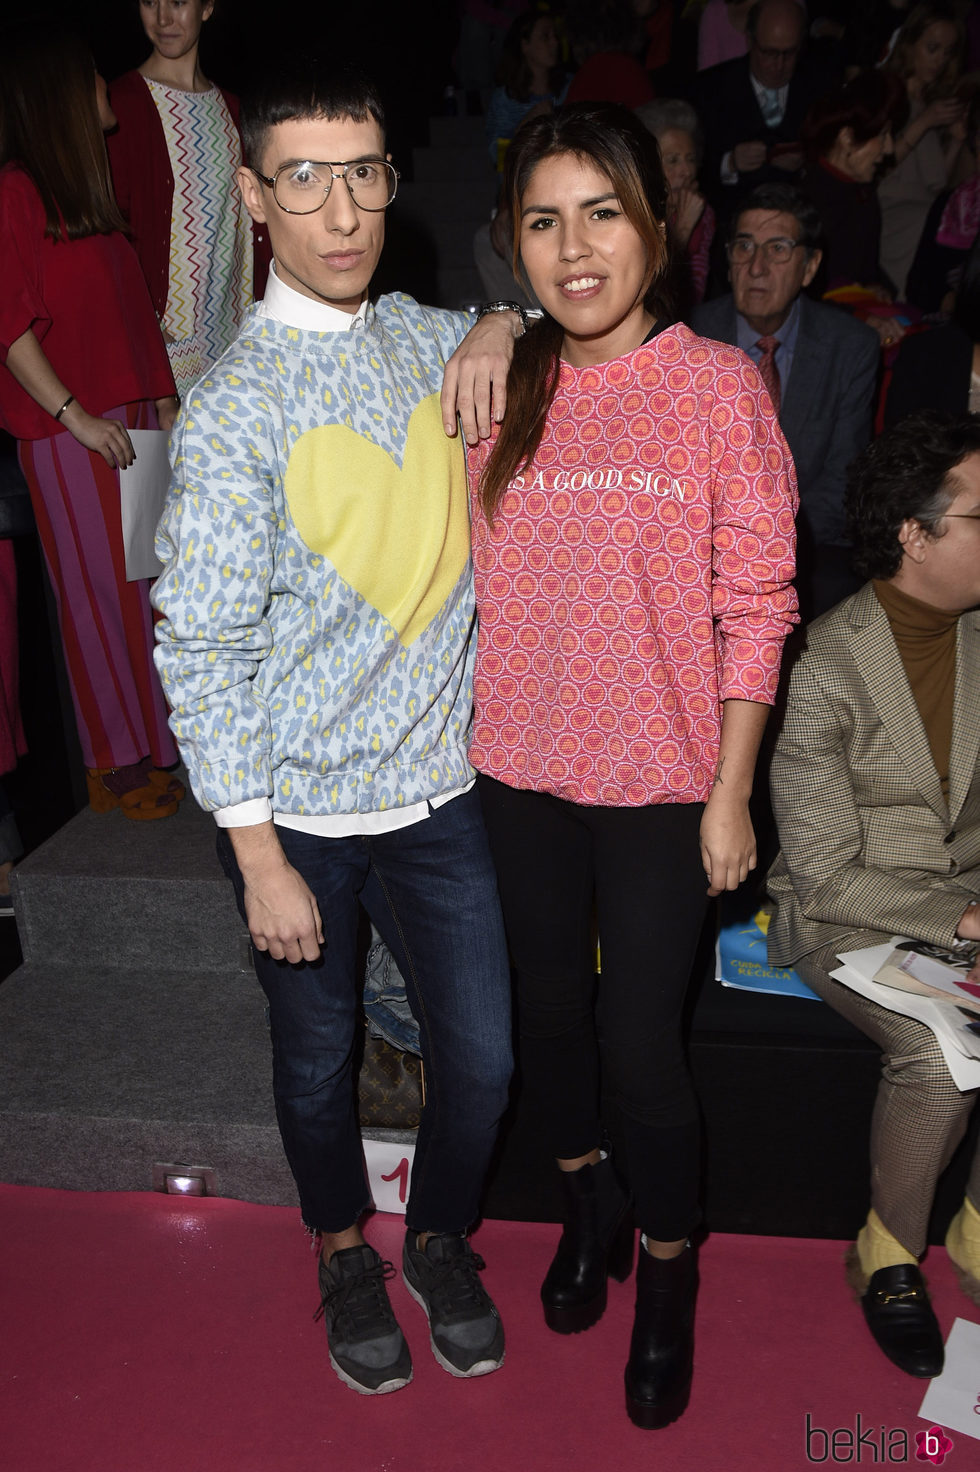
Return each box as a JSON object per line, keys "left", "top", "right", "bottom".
{"left": 693, "top": 183, "right": 878, "bottom": 619}
{"left": 766, "top": 411, "right": 980, "bottom": 1379}
{"left": 695, "top": 0, "right": 839, "bottom": 214}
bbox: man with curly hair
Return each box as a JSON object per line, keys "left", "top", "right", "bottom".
{"left": 767, "top": 410, "right": 980, "bottom": 1379}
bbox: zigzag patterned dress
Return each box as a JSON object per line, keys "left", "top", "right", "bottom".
{"left": 144, "top": 80, "right": 253, "bottom": 400}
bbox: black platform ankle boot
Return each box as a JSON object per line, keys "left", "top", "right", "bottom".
{"left": 541, "top": 1155, "right": 633, "bottom": 1334}
{"left": 624, "top": 1240, "right": 696, "bottom": 1429}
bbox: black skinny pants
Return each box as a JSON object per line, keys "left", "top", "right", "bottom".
{"left": 478, "top": 775, "right": 707, "bottom": 1241}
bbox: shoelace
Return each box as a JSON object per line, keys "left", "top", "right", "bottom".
{"left": 424, "top": 1246, "right": 490, "bottom": 1316}
{"left": 313, "top": 1256, "right": 398, "bottom": 1335}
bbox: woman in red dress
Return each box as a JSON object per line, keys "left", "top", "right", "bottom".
{"left": 0, "top": 25, "right": 182, "bottom": 818}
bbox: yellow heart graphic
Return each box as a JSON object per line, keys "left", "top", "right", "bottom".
{"left": 283, "top": 395, "right": 470, "bottom": 646}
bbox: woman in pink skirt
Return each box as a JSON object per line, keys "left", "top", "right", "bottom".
{"left": 0, "top": 25, "right": 182, "bottom": 819}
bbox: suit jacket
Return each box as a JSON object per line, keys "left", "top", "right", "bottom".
{"left": 767, "top": 583, "right": 980, "bottom": 966}
{"left": 694, "top": 53, "right": 838, "bottom": 206}
{"left": 691, "top": 294, "right": 879, "bottom": 549}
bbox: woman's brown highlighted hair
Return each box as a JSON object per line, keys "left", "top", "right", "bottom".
{"left": 479, "top": 103, "right": 670, "bottom": 523}
{"left": 885, "top": 2, "right": 965, "bottom": 104}
{"left": 0, "top": 25, "right": 127, "bottom": 241}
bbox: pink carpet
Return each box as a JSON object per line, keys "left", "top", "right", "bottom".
{"left": 1, "top": 1185, "right": 975, "bottom": 1472}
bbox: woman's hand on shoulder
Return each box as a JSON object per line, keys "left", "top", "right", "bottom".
{"left": 60, "top": 401, "right": 136, "bottom": 469}
{"left": 699, "top": 787, "right": 757, "bottom": 897}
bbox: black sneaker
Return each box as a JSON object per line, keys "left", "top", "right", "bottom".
{"left": 402, "top": 1232, "right": 505, "bottom": 1378}
{"left": 316, "top": 1244, "right": 412, "bottom": 1395}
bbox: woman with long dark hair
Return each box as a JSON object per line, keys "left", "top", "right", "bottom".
{"left": 467, "top": 102, "right": 798, "bottom": 1428}
{"left": 485, "top": 11, "right": 568, "bottom": 168}
{"left": 0, "top": 25, "right": 182, "bottom": 818}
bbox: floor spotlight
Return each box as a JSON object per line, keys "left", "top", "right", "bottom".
{"left": 152, "top": 1163, "right": 216, "bottom": 1196}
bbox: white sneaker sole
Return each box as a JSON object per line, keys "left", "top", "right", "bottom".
{"left": 328, "top": 1352, "right": 413, "bottom": 1395}
{"left": 402, "top": 1275, "right": 505, "bottom": 1378}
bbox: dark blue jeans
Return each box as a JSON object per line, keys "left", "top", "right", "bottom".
{"left": 218, "top": 789, "right": 513, "bottom": 1234}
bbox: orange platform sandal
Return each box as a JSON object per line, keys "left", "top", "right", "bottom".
{"left": 85, "top": 762, "right": 182, "bottom": 821}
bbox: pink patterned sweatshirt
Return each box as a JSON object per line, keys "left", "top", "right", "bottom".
{"left": 467, "top": 323, "right": 799, "bottom": 808}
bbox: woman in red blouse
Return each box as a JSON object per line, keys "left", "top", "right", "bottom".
{"left": 0, "top": 26, "right": 183, "bottom": 818}
{"left": 468, "top": 104, "right": 798, "bottom": 1429}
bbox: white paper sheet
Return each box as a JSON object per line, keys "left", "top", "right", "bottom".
{"left": 118, "top": 428, "right": 172, "bottom": 581}
{"left": 838, "top": 942, "right": 980, "bottom": 1066}
{"left": 918, "top": 1317, "right": 980, "bottom": 1444}
{"left": 830, "top": 959, "right": 980, "bottom": 1091}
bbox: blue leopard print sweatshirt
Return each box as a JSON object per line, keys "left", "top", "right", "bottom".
{"left": 152, "top": 294, "right": 477, "bottom": 818}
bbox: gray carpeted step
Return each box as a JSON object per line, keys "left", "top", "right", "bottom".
{"left": 0, "top": 957, "right": 417, "bottom": 1205}
{"left": 11, "top": 792, "right": 247, "bottom": 974}
{"left": 0, "top": 959, "right": 294, "bottom": 1203}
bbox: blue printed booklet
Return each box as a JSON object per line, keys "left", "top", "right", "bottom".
{"left": 716, "top": 903, "right": 819, "bottom": 1001}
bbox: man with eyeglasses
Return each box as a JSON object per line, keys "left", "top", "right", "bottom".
{"left": 695, "top": 0, "right": 840, "bottom": 211}
{"left": 693, "top": 184, "right": 878, "bottom": 619}
{"left": 153, "top": 65, "right": 523, "bottom": 1398}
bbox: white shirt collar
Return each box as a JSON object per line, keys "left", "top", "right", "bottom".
{"left": 750, "top": 72, "right": 789, "bottom": 108}
{"left": 258, "top": 262, "right": 368, "bottom": 332}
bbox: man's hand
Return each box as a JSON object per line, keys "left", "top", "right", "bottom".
{"left": 230, "top": 822, "right": 324, "bottom": 963}
{"left": 956, "top": 899, "right": 980, "bottom": 943}
{"left": 441, "top": 309, "right": 522, "bottom": 444}
{"left": 700, "top": 789, "right": 757, "bottom": 897}
{"left": 770, "top": 148, "right": 804, "bottom": 173}
{"left": 733, "top": 141, "right": 767, "bottom": 174}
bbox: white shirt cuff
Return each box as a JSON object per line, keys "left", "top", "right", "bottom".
{"left": 213, "top": 796, "right": 274, "bottom": 828}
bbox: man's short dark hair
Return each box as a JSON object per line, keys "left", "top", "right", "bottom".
{"left": 846, "top": 411, "right": 980, "bottom": 581}
{"left": 240, "top": 65, "right": 386, "bottom": 171}
{"left": 729, "top": 183, "right": 823, "bottom": 255}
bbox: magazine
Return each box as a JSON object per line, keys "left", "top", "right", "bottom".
{"left": 871, "top": 943, "right": 980, "bottom": 1015}
{"left": 833, "top": 941, "right": 980, "bottom": 1091}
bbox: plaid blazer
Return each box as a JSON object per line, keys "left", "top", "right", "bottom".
{"left": 767, "top": 582, "right": 980, "bottom": 966}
